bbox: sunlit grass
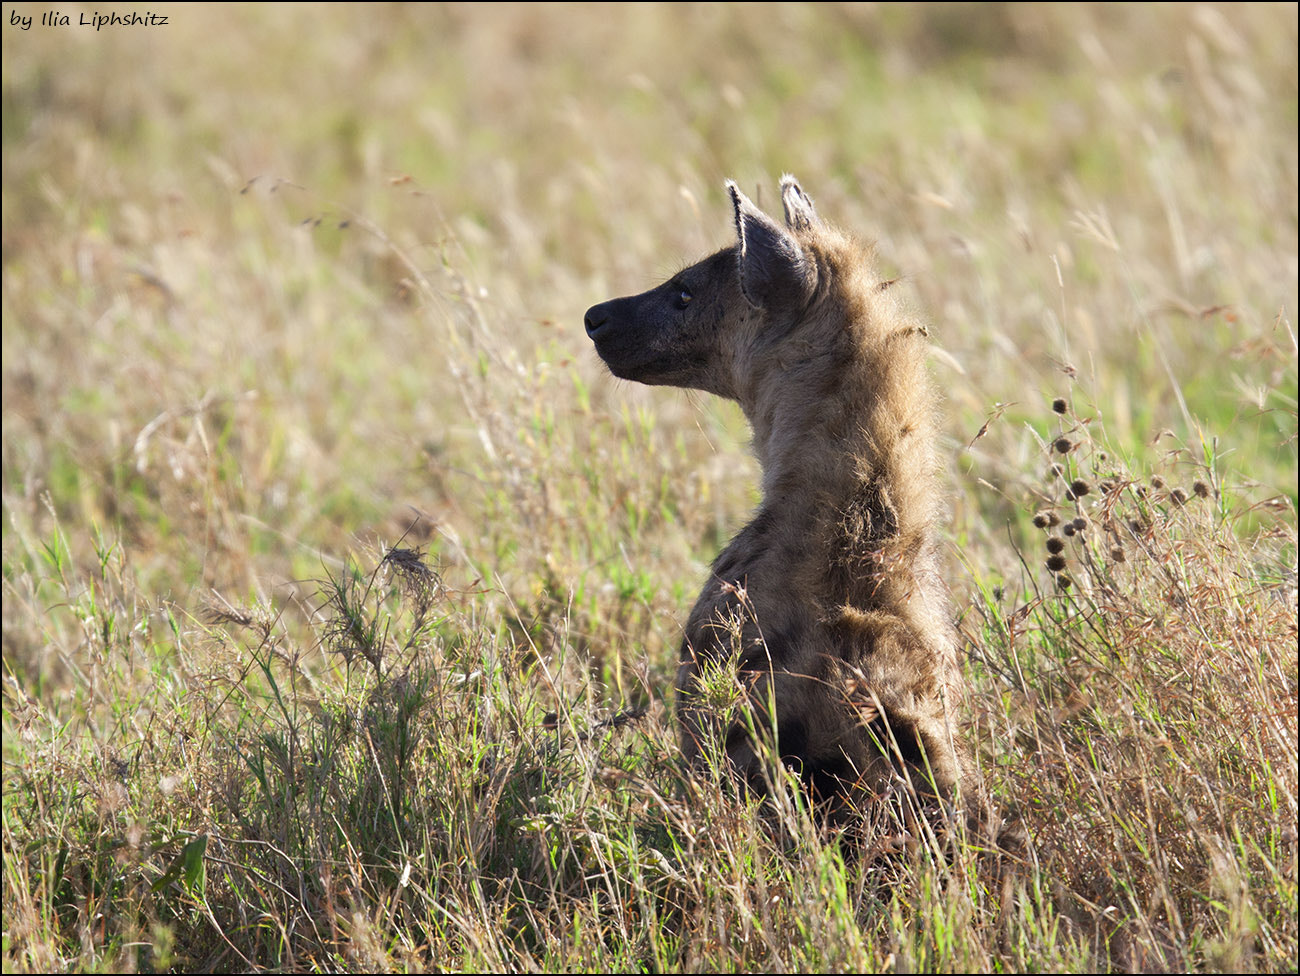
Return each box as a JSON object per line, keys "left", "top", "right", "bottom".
{"left": 3, "top": 3, "right": 1296, "bottom": 972}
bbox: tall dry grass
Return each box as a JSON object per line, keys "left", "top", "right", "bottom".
{"left": 3, "top": 3, "right": 1296, "bottom": 972}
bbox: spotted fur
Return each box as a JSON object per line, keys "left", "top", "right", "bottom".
{"left": 586, "top": 177, "right": 971, "bottom": 822}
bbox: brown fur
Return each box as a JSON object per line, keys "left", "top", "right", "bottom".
{"left": 585, "top": 176, "right": 972, "bottom": 824}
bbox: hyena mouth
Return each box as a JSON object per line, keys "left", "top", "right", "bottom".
{"left": 585, "top": 305, "right": 704, "bottom": 385}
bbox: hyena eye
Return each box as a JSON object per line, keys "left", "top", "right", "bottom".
{"left": 674, "top": 286, "right": 693, "bottom": 309}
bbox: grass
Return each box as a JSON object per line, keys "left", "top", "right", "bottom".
{"left": 3, "top": 3, "right": 1296, "bottom": 972}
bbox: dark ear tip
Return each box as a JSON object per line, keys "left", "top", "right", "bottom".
{"left": 725, "top": 179, "right": 747, "bottom": 209}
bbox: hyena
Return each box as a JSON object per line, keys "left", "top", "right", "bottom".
{"left": 585, "top": 176, "right": 972, "bottom": 825}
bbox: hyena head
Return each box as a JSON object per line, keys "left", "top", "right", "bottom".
{"left": 584, "top": 176, "right": 843, "bottom": 407}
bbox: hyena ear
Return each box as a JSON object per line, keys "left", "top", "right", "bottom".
{"left": 780, "top": 174, "right": 818, "bottom": 231}
{"left": 727, "top": 180, "right": 818, "bottom": 313}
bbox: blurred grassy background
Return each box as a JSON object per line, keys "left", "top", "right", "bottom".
{"left": 5, "top": 4, "right": 1294, "bottom": 597}
{"left": 2, "top": 3, "right": 1296, "bottom": 972}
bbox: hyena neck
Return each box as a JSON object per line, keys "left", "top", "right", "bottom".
{"left": 743, "top": 330, "right": 943, "bottom": 609}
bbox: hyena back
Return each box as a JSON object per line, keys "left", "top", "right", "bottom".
{"left": 585, "top": 176, "right": 971, "bottom": 822}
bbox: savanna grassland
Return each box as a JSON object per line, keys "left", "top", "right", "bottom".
{"left": 2, "top": 3, "right": 1296, "bottom": 972}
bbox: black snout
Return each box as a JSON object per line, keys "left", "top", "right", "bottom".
{"left": 584, "top": 302, "right": 612, "bottom": 340}
{"left": 584, "top": 291, "right": 698, "bottom": 388}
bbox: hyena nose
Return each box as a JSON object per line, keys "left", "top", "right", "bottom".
{"left": 584, "top": 304, "right": 610, "bottom": 340}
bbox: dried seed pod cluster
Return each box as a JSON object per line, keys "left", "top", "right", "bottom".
{"left": 1029, "top": 392, "right": 1216, "bottom": 590}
